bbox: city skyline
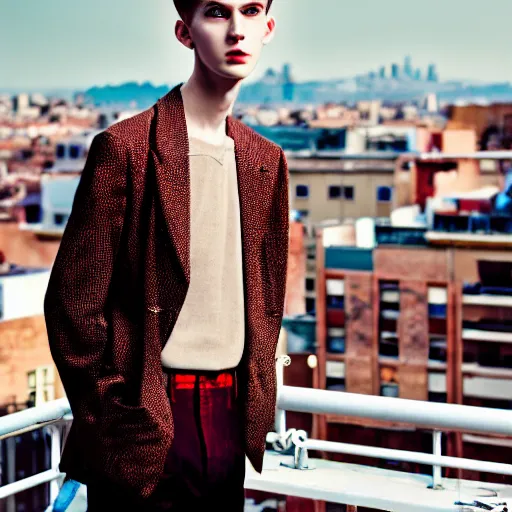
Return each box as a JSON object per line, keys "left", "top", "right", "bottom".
{"left": 0, "top": 56, "right": 442, "bottom": 95}
{"left": 2, "top": 0, "right": 512, "bottom": 90}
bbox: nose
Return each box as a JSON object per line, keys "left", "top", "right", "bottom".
{"left": 227, "top": 11, "right": 245, "bottom": 42}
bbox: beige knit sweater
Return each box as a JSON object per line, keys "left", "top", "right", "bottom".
{"left": 160, "top": 135, "right": 245, "bottom": 370}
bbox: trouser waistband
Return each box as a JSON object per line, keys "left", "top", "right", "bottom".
{"left": 162, "top": 366, "right": 238, "bottom": 402}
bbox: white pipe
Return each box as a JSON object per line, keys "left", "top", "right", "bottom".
{"left": 432, "top": 431, "right": 443, "bottom": 489}
{"left": 303, "top": 439, "right": 512, "bottom": 476}
{"left": 278, "top": 386, "right": 512, "bottom": 436}
{"left": 286, "top": 150, "right": 512, "bottom": 161}
{"left": 275, "top": 355, "right": 291, "bottom": 437}
{"left": 0, "top": 398, "right": 70, "bottom": 439}
{"left": 0, "top": 469, "right": 63, "bottom": 499}
{"left": 6, "top": 437, "right": 15, "bottom": 512}
{"left": 418, "top": 150, "right": 512, "bottom": 160}
{"left": 46, "top": 425, "right": 63, "bottom": 503}
{"left": 3, "top": 388, "right": 512, "bottom": 442}
{"left": 266, "top": 431, "right": 512, "bottom": 476}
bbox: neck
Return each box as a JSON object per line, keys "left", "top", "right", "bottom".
{"left": 180, "top": 66, "right": 242, "bottom": 142}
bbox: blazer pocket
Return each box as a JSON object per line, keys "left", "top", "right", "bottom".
{"left": 102, "top": 397, "right": 160, "bottom": 443}
{"left": 262, "top": 230, "right": 289, "bottom": 317}
{"left": 101, "top": 398, "right": 163, "bottom": 490}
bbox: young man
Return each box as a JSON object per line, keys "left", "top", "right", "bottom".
{"left": 44, "top": 1, "right": 289, "bottom": 510}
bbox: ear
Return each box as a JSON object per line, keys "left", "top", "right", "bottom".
{"left": 262, "top": 16, "right": 276, "bottom": 45}
{"left": 175, "top": 19, "right": 194, "bottom": 50}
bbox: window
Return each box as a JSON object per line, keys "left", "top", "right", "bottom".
{"left": 329, "top": 185, "right": 354, "bottom": 200}
{"left": 296, "top": 185, "right": 309, "bottom": 198}
{"left": 343, "top": 186, "right": 354, "bottom": 200}
{"left": 21, "top": 149, "right": 34, "bottom": 160}
{"left": 504, "top": 114, "right": 512, "bottom": 137}
{"left": 54, "top": 214, "right": 68, "bottom": 226}
{"left": 306, "top": 277, "right": 315, "bottom": 291}
{"left": 27, "top": 366, "right": 55, "bottom": 407}
{"left": 377, "top": 186, "right": 393, "bottom": 202}
{"left": 328, "top": 185, "right": 342, "bottom": 199}
{"left": 56, "top": 144, "right": 66, "bottom": 158}
{"left": 297, "top": 209, "right": 309, "bottom": 219}
{"left": 306, "top": 297, "right": 316, "bottom": 314}
{"left": 69, "top": 144, "right": 81, "bottom": 159}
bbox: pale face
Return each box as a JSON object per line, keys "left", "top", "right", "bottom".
{"left": 179, "top": 1, "right": 276, "bottom": 81}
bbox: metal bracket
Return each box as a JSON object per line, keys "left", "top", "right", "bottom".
{"left": 275, "top": 354, "right": 291, "bottom": 367}
{"left": 454, "top": 499, "right": 508, "bottom": 511}
{"left": 271, "top": 428, "right": 295, "bottom": 455}
{"left": 280, "top": 429, "right": 316, "bottom": 470}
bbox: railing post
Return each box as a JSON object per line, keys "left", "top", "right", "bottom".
{"left": 275, "top": 355, "right": 291, "bottom": 437}
{"left": 46, "top": 425, "right": 63, "bottom": 503}
{"left": 292, "top": 430, "right": 313, "bottom": 470}
{"left": 432, "top": 430, "right": 443, "bottom": 489}
{"left": 6, "top": 436, "right": 16, "bottom": 512}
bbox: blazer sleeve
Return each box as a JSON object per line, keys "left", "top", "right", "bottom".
{"left": 44, "top": 130, "right": 128, "bottom": 436}
{"left": 269, "top": 148, "right": 290, "bottom": 318}
{"left": 278, "top": 148, "right": 290, "bottom": 233}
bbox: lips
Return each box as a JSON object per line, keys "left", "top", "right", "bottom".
{"left": 226, "top": 50, "right": 250, "bottom": 57}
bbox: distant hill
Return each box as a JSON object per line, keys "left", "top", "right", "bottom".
{"left": 81, "top": 76, "right": 512, "bottom": 109}
{"left": 83, "top": 81, "right": 170, "bottom": 109}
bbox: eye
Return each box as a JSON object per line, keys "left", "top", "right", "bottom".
{"left": 243, "top": 6, "right": 262, "bottom": 15}
{"left": 205, "top": 4, "right": 262, "bottom": 18}
{"left": 205, "top": 6, "right": 226, "bottom": 17}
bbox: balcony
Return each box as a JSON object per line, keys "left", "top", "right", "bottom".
{"left": 0, "top": 356, "right": 511, "bottom": 511}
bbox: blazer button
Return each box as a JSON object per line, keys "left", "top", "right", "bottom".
{"left": 147, "top": 305, "right": 164, "bottom": 314}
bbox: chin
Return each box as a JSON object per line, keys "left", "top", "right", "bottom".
{"left": 221, "top": 64, "right": 255, "bottom": 79}
{"left": 230, "top": 70, "right": 252, "bottom": 80}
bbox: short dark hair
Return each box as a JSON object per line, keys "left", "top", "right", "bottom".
{"left": 174, "top": 0, "right": 274, "bottom": 25}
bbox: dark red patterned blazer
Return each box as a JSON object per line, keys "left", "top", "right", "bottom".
{"left": 44, "top": 82, "right": 289, "bottom": 499}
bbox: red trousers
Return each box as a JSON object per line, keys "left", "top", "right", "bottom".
{"left": 87, "top": 367, "right": 246, "bottom": 511}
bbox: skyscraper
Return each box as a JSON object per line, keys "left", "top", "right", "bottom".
{"left": 404, "top": 55, "right": 413, "bottom": 78}
{"left": 282, "top": 63, "right": 292, "bottom": 83}
{"left": 282, "top": 63, "right": 295, "bottom": 102}
{"left": 427, "top": 64, "right": 439, "bottom": 82}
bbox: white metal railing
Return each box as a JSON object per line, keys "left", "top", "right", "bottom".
{"left": 0, "top": 399, "right": 71, "bottom": 502}
{"left": 0, "top": 397, "right": 70, "bottom": 440}
{"left": 417, "top": 150, "right": 512, "bottom": 160}
{"left": 0, "top": 356, "right": 511, "bottom": 509}
{"left": 270, "top": 355, "right": 512, "bottom": 489}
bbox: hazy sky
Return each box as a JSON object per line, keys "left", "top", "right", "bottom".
{"left": 2, "top": 0, "right": 512, "bottom": 91}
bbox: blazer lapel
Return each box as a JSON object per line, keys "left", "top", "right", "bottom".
{"left": 150, "top": 82, "right": 258, "bottom": 287}
{"left": 226, "top": 113, "right": 258, "bottom": 243}
{"left": 151, "top": 83, "right": 191, "bottom": 285}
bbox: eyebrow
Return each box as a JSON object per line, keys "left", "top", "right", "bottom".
{"left": 201, "top": 1, "right": 266, "bottom": 9}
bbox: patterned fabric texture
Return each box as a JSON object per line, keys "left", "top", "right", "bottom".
{"left": 44, "top": 82, "right": 290, "bottom": 500}
{"left": 86, "top": 368, "right": 245, "bottom": 511}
